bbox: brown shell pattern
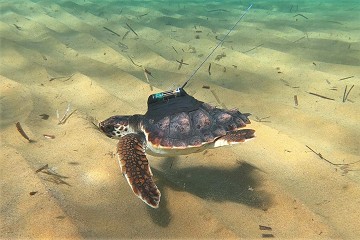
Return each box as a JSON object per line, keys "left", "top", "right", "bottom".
{"left": 144, "top": 103, "right": 250, "bottom": 148}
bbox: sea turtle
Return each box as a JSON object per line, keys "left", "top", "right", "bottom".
{"left": 99, "top": 88, "right": 255, "bottom": 208}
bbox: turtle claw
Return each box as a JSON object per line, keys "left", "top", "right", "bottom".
{"left": 117, "top": 133, "right": 161, "bottom": 208}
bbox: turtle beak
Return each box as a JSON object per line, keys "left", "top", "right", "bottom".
{"left": 98, "top": 121, "right": 104, "bottom": 132}
{"left": 98, "top": 122, "right": 113, "bottom": 138}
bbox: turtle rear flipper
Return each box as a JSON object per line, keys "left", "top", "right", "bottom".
{"left": 117, "top": 133, "right": 161, "bottom": 208}
{"left": 213, "top": 129, "right": 255, "bottom": 147}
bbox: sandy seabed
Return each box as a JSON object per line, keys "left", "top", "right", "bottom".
{"left": 1, "top": 0, "right": 360, "bottom": 239}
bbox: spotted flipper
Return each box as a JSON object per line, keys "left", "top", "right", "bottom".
{"left": 214, "top": 129, "right": 255, "bottom": 147}
{"left": 117, "top": 133, "right": 161, "bottom": 208}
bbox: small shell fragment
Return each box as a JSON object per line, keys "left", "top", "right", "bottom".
{"left": 43, "top": 134, "right": 55, "bottom": 139}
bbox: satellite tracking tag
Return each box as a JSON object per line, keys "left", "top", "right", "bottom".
{"left": 147, "top": 88, "right": 184, "bottom": 105}
{"left": 145, "top": 88, "right": 203, "bottom": 120}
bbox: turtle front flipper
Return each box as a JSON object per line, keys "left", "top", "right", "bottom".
{"left": 117, "top": 133, "right": 161, "bottom": 208}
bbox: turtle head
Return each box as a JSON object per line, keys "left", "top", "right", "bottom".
{"left": 99, "top": 115, "right": 133, "bottom": 139}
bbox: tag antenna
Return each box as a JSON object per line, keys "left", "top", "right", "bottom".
{"left": 181, "top": 4, "right": 253, "bottom": 89}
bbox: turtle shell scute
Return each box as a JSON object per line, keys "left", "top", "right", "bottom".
{"left": 143, "top": 103, "right": 251, "bottom": 148}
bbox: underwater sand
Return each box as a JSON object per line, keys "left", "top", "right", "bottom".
{"left": 1, "top": 0, "right": 360, "bottom": 239}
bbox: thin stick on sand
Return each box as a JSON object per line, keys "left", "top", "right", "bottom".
{"left": 142, "top": 66, "right": 153, "bottom": 91}
{"left": 342, "top": 85, "right": 348, "bottom": 102}
{"left": 36, "top": 166, "right": 71, "bottom": 186}
{"left": 293, "top": 14, "right": 308, "bottom": 19}
{"left": 103, "top": 27, "right": 121, "bottom": 37}
{"left": 122, "top": 30, "right": 130, "bottom": 40}
{"left": 293, "top": 36, "right": 305, "bottom": 43}
{"left": 128, "top": 55, "right": 142, "bottom": 68}
{"left": 305, "top": 145, "right": 360, "bottom": 166}
{"left": 137, "top": 12, "right": 149, "bottom": 18}
{"left": 242, "top": 43, "right": 264, "bottom": 53}
{"left": 35, "top": 164, "right": 49, "bottom": 173}
{"left": 338, "top": 76, "right": 354, "bottom": 81}
{"left": 259, "top": 225, "right": 272, "bottom": 231}
{"left": 126, "top": 23, "right": 138, "bottom": 36}
{"left": 343, "top": 85, "right": 354, "bottom": 102}
{"left": 127, "top": 55, "right": 153, "bottom": 91}
{"left": 176, "top": 59, "right": 189, "bottom": 70}
{"left": 294, "top": 95, "right": 299, "bottom": 106}
{"left": 49, "top": 74, "right": 74, "bottom": 82}
{"left": 306, "top": 91, "right": 335, "bottom": 101}
{"left": 13, "top": 24, "right": 22, "bottom": 30}
{"left": 255, "top": 116, "right": 271, "bottom": 123}
{"left": 172, "top": 46, "right": 178, "bottom": 54}
{"left": 144, "top": 68, "right": 154, "bottom": 78}
{"left": 177, "top": 59, "right": 184, "bottom": 70}
{"left": 16, "top": 122, "right": 35, "bottom": 143}
{"left": 207, "top": 9, "right": 230, "bottom": 13}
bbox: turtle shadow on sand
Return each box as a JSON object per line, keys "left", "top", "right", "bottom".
{"left": 147, "top": 157, "right": 273, "bottom": 227}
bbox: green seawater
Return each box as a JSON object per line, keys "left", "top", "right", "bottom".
{"left": 1, "top": 0, "right": 359, "bottom": 239}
